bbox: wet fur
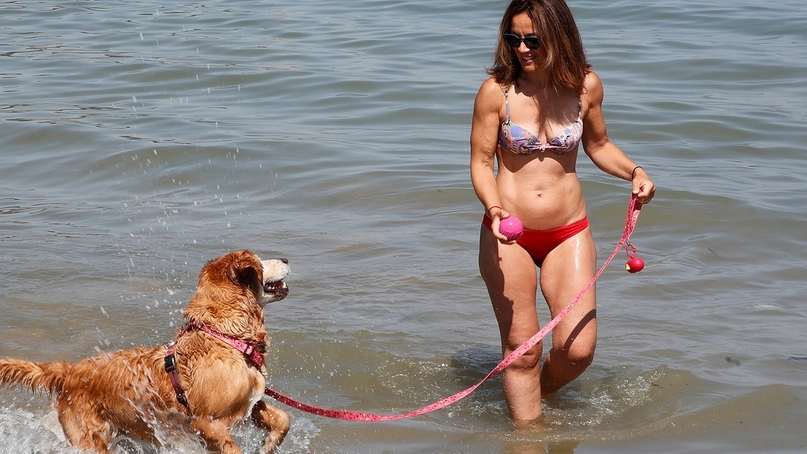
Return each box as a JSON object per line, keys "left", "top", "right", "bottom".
{"left": 0, "top": 250, "right": 291, "bottom": 454}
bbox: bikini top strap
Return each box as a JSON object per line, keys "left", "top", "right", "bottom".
{"left": 501, "top": 84, "right": 511, "bottom": 122}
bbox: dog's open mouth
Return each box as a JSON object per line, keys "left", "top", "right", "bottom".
{"left": 264, "top": 280, "right": 289, "bottom": 299}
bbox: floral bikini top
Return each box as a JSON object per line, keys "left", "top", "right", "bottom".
{"left": 498, "top": 85, "right": 583, "bottom": 155}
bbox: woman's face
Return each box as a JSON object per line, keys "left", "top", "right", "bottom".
{"left": 508, "top": 12, "right": 543, "bottom": 72}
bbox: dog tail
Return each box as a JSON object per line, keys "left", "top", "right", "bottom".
{"left": 0, "top": 358, "right": 71, "bottom": 397}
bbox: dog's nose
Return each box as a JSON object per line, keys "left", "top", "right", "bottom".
{"left": 280, "top": 258, "right": 289, "bottom": 264}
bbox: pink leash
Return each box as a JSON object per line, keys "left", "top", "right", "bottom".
{"left": 265, "top": 195, "right": 643, "bottom": 422}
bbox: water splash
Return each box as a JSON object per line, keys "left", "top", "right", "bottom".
{"left": 0, "top": 408, "right": 77, "bottom": 454}
{"left": 0, "top": 406, "right": 319, "bottom": 453}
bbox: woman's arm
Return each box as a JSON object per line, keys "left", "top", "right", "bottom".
{"left": 581, "top": 72, "right": 655, "bottom": 203}
{"left": 470, "top": 78, "right": 510, "bottom": 240}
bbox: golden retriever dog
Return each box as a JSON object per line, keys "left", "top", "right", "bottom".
{"left": 0, "top": 250, "right": 291, "bottom": 453}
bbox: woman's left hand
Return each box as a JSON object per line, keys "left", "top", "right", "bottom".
{"left": 631, "top": 167, "right": 656, "bottom": 204}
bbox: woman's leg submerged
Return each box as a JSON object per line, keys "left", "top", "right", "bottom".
{"left": 479, "top": 225, "right": 544, "bottom": 421}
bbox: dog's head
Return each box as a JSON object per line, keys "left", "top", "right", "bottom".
{"left": 190, "top": 250, "right": 290, "bottom": 312}
{"left": 258, "top": 257, "right": 290, "bottom": 305}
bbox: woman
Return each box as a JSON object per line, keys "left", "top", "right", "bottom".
{"left": 470, "top": 0, "right": 655, "bottom": 422}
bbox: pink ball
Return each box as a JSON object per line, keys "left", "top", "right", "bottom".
{"left": 498, "top": 216, "right": 523, "bottom": 241}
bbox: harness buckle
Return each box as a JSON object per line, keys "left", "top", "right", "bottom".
{"left": 164, "top": 352, "right": 178, "bottom": 373}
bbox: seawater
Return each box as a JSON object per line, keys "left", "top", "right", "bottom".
{"left": 1, "top": 1, "right": 806, "bottom": 453}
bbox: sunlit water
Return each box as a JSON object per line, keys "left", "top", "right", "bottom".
{"left": 1, "top": 1, "right": 806, "bottom": 453}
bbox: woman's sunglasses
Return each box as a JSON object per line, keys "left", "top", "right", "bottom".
{"left": 503, "top": 33, "right": 542, "bottom": 50}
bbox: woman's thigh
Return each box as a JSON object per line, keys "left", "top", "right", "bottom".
{"left": 479, "top": 226, "right": 541, "bottom": 350}
{"left": 539, "top": 227, "right": 598, "bottom": 350}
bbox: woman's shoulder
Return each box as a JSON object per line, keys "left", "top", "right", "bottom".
{"left": 582, "top": 71, "right": 604, "bottom": 107}
{"left": 583, "top": 71, "right": 603, "bottom": 92}
{"left": 478, "top": 76, "right": 506, "bottom": 95}
{"left": 475, "top": 77, "right": 506, "bottom": 110}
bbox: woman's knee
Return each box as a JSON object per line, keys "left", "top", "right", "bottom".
{"left": 550, "top": 343, "right": 595, "bottom": 371}
{"left": 505, "top": 344, "right": 542, "bottom": 371}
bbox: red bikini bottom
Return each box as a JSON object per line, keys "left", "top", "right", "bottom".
{"left": 482, "top": 215, "right": 589, "bottom": 266}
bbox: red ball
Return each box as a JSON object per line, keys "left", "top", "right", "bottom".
{"left": 625, "top": 257, "right": 645, "bottom": 273}
{"left": 498, "top": 216, "right": 523, "bottom": 241}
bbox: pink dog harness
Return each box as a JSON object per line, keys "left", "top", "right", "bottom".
{"left": 164, "top": 320, "right": 265, "bottom": 409}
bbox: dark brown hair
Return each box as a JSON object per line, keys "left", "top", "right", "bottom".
{"left": 487, "top": 0, "right": 590, "bottom": 94}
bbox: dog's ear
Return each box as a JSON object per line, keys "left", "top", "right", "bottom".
{"left": 229, "top": 253, "right": 264, "bottom": 300}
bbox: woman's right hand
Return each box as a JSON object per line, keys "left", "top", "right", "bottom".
{"left": 489, "top": 207, "right": 517, "bottom": 244}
